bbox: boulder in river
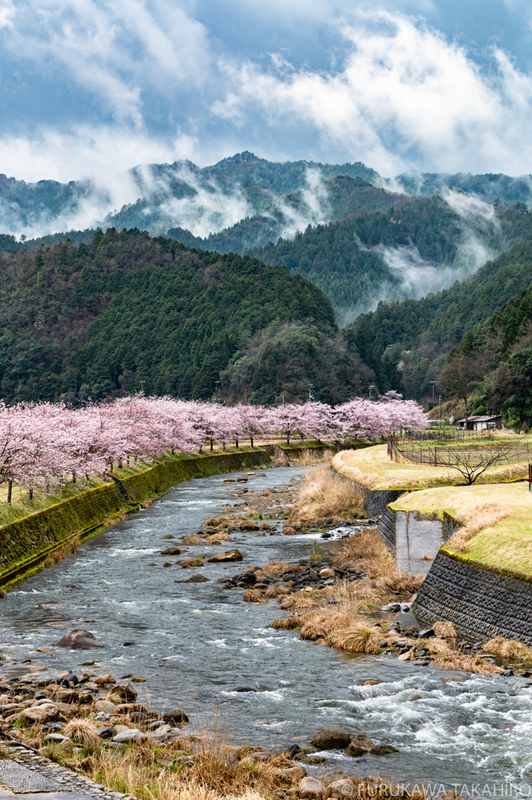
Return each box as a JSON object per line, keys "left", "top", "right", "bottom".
{"left": 311, "top": 727, "right": 351, "bottom": 750}
{"left": 55, "top": 629, "right": 104, "bottom": 650}
{"left": 175, "top": 574, "right": 209, "bottom": 583}
{"left": 207, "top": 550, "right": 243, "bottom": 563}
{"left": 162, "top": 708, "right": 189, "bottom": 724}
{"left": 108, "top": 682, "right": 137, "bottom": 701}
{"left": 161, "top": 547, "right": 181, "bottom": 555}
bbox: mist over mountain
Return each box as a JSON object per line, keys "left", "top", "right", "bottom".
{"left": 4, "top": 151, "right": 532, "bottom": 332}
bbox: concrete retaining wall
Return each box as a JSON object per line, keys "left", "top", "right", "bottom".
{"left": 413, "top": 548, "right": 532, "bottom": 644}
{"left": 377, "top": 506, "right": 459, "bottom": 575}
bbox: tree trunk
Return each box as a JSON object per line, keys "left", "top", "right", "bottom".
{"left": 6, "top": 480, "right": 12, "bottom": 506}
{"left": 250, "top": 436, "right": 254, "bottom": 448}
{"left": 286, "top": 432, "right": 290, "bottom": 444}
{"left": 210, "top": 439, "right": 214, "bottom": 451}
{"left": 222, "top": 441, "right": 226, "bottom": 450}
{"left": 72, "top": 470, "right": 76, "bottom": 485}
{"left": 28, "top": 487, "right": 33, "bottom": 501}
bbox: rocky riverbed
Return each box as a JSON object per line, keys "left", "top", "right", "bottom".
{"left": 0, "top": 465, "right": 532, "bottom": 794}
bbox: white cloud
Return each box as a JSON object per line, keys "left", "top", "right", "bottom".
{"left": 0, "top": 1, "right": 15, "bottom": 28}
{"left": 0, "top": 125, "right": 197, "bottom": 184}
{"left": 2, "top": 0, "right": 211, "bottom": 125}
{"left": 213, "top": 10, "right": 532, "bottom": 175}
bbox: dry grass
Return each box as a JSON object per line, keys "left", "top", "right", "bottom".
{"left": 255, "top": 562, "right": 291, "bottom": 578}
{"left": 62, "top": 718, "right": 100, "bottom": 746}
{"left": 270, "top": 615, "right": 302, "bottom": 630}
{"left": 432, "top": 621, "right": 458, "bottom": 639}
{"left": 433, "top": 654, "right": 504, "bottom": 674}
{"left": 483, "top": 636, "right": 532, "bottom": 662}
{"left": 447, "top": 497, "right": 511, "bottom": 552}
{"left": 424, "top": 637, "right": 452, "bottom": 655}
{"left": 43, "top": 535, "right": 80, "bottom": 567}
{"left": 328, "top": 621, "right": 382, "bottom": 654}
{"left": 289, "top": 465, "right": 365, "bottom": 522}
{"left": 263, "top": 585, "right": 290, "bottom": 598}
{"left": 242, "top": 590, "right": 266, "bottom": 603}
{"left": 332, "top": 530, "right": 425, "bottom": 598}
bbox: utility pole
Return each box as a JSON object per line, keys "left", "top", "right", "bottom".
{"left": 369, "top": 385, "right": 375, "bottom": 400}
{"left": 308, "top": 384, "right": 314, "bottom": 401}
{"left": 439, "top": 394, "right": 442, "bottom": 426}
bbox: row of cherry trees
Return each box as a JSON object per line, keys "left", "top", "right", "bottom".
{"left": 0, "top": 392, "right": 427, "bottom": 499}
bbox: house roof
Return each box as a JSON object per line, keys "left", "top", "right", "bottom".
{"left": 456, "top": 415, "right": 502, "bottom": 423}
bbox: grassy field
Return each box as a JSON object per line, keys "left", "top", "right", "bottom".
{"left": 333, "top": 444, "right": 529, "bottom": 490}
{"left": 391, "top": 483, "right": 532, "bottom": 575}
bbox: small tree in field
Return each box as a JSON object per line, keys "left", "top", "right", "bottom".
{"left": 433, "top": 442, "right": 514, "bottom": 485}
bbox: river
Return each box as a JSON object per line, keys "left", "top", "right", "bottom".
{"left": 1, "top": 466, "right": 531, "bottom": 793}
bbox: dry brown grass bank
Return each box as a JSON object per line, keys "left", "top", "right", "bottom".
{"left": 446, "top": 496, "right": 512, "bottom": 552}
{"left": 288, "top": 465, "right": 365, "bottom": 525}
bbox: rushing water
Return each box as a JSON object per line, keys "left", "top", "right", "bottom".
{"left": 1, "top": 466, "right": 532, "bottom": 793}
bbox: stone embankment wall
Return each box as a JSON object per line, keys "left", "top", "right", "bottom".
{"left": 0, "top": 449, "right": 271, "bottom": 592}
{"left": 413, "top": 548, "right": 532, "bottom": 644}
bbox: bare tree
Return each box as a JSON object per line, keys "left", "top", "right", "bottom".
{"left": 439, "top": 354, "right": 485, "bottom": 424}
{"left": 433, "top": 442, "right": 514, "bottom": 485}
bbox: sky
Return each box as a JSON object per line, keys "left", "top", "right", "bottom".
{"left": 2, "top": 0, "right": 532, "bottom": 182}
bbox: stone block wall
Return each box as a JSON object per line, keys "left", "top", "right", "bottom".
{"left": 413, "top": 548, "right": 532, "bottom": 644}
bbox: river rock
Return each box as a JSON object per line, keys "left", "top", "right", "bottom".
{"left": 300, "top": 777, "right": 325, "bottom": 797}
{"left": 207, "top": 550, "right": 243, "bottom": 563}
{"left": 311, "top": 727, "right": 351, "bottom": 750}
{"left": 22, "top": 704, "right": 60, "bottom": 724}
{"left": 95, "top": 674, "right": 115, "bottom": 685}
{"left": 370, "top": 744, "right": 398, "bottom": 755}
{"left": 54, "top": 629, "right": 104, "bottom": 650}
{"left": 145, "top": 724, "right": 175, "bottom": 743}
{"left": 113, "top": 728, "right": 144, "bottom": 743}
{"left": 161, "top": 548, "right": 181, "bottom": 555}
{"left": 95, "top": 727, "right": 114, "bottom": 738}
{"left": 273, "top": 765, "right": 307, "bottom": 781}
{"left": 162, "top": 708, "right": 189, "bottom": 724}
{"left": 175, "top": 574, "right": 209, "bottom": 583}
{"left": 319, "top": 568, "right": 335, "bottom": 579}
{"left": 115, "top": 702, "right": 148, "bottom": 714}
{"left": 327, "top": 779, "right": 355, "bottom": 798}
{"left": 95, "top": 700, "right": 116, "bottom": 714}
{"left": 53, "top": 688, "right": 79, "bottom": 703}
{"left": 108, "top": 682, "right": 137, "bottom": 701}
{"left": 44, "top": 733, "right": 68, "bottom": 743}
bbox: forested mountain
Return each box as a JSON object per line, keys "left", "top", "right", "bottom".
{"left": 166, "top": 175, "right": 412, "bottom": 256}
{"left": 434, "top": 266, "right": 532, "bottom": 426}
{"left": 249, "top": 198, "right": 532, "bottom": 326}
{"left": 396, "top": 171, "right": 532, "bottom": 204}
{"left": 0, "top": 228, "right": 371, "bottom": 405}
{"left": 346, "top": 214, "right": 532, "bottom": 401}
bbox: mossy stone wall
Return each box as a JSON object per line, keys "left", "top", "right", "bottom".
{"left": 0, "top": 449, "right": 270, "bottom": 590}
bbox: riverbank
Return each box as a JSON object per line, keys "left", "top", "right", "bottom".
{"left": 0, "top": 668, "right": 427, "bottom": 800}
{"left": 0, "top": 448, "right": 277, "bottom": 594}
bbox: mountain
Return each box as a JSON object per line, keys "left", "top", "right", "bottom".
{"left": 345, "top": 209, "right": 532, "bottom": 401}
{"left": 248, "top": 196, "right": 532, "bottom": 326}
{"left": 396, "top": 172, "right": 532, "bottom": 204}
{"left": 0, "top": 152, "right": 378, "bottom": 242}
{"left": 0, "top": 228, "right": 370, "bottom": 405}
